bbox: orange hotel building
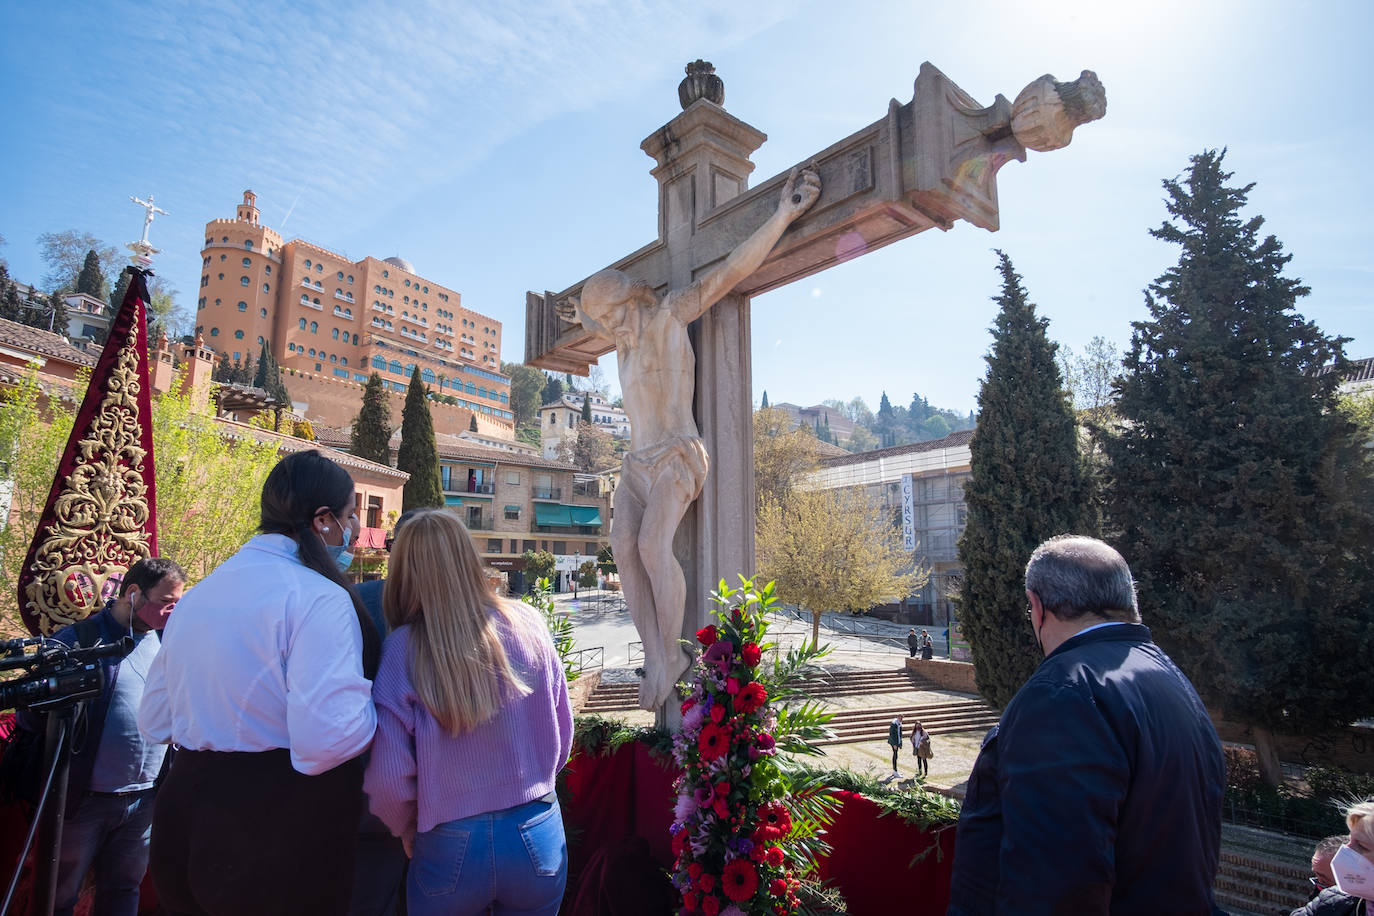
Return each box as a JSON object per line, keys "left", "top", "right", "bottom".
{"left": 195, "top": 191, "right": 513, "bottom": 423}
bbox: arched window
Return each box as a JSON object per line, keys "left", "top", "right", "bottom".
{"left": 210, "top": 328, "right": 219, "bottom": 337}
{"left": 478, "top": 386, "right": 487, "bottom": 398}
{"left": 257, "top": 335, "right": 265, "bottom": 345}
{"left": 240, "top": 276, "right": 250, "bottom": 286}
{"left": 260, "top": 307, "right": 268, "bottom": 317}
{"left": 301, "top": 294, "right": 309, "bottom": 304}
{"left": 310, "top": 321, "right": 318, "bottom": 333}
{"left": 330, "top": 354, "right": 338, "bottom": 363}
{"left": 332, "top": 328, "right": 339, "bottom": 340}
{"left": 372, "top": 355, "right": 386, "bottom": 370}
{"left": 234, "top": 330, "right": 244, "bottom": 339}
{"left": 351, "top": 334, "right": 358, "bottom": 344}
{"left": 237, "top": 301, "right": 247, "bottom": 312}
{"left": 389, "top": 360, "right": 402, "bottom": 375}
{"left": 404, "top": 363, "right": 416, "bottom": 378}
{"left": 421, "top": 368, "right": 435, "bottom": 385}
{"left": 244, "top": 240, "right": 253, "bottom": 250}
{"left": 242, "top": 257, "right": 251, "bottom": 267}
{"left": 299, "top": 318, "right": 306, "bottom": 329}
{"left": 341, "top": 357, "right": 348, "bottom": 367}
{"left": 263, "top": 283, "right": 269, "bottom": 293}
{"left": 337, "top": 271, "right": 344, "bottom": 280}
{"left": 465, "top": 382, "right": 476, "bottom": 395}
{"left": 309, "top": 348, "right": 316, "bottom": 357}
{"left": 305, "top": 259, "right": 312, "bottom": 268}
{"left": 313, "top": 297, "right": 320, "bottom": 305}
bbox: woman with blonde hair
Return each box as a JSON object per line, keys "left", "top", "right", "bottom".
{"left": 364, "top": 509, "right": 572, "bottom": 916}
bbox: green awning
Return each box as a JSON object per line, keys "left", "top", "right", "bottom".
{"left": 534, "top": 504, "right": 571, "bottom": 526}
{"left": 504, "top": 505, "right": 522, "bottom": 512}
{"left": 445, "top": 495, "right": 465, "bottom": 506}
{"left": 569, "top": 506, "right": 602, "bottom": 526}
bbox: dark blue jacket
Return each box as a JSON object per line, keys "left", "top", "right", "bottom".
{"left": 948, "top": 623, "right": 1225, "bottom": 916}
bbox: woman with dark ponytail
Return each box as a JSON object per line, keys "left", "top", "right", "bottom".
{"left": 139, "top": 450, "right": 381, "bottom": 915}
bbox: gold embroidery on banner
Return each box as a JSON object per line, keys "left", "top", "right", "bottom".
{"left": 25, "top": 331, "right": 152, "bottom": 633}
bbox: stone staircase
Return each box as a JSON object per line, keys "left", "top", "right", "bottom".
{"left": 816, "top": 700, "right": 1000, "bottom": 747}
{"left": 582, "top": 679, "right": 641, "bottom": 714}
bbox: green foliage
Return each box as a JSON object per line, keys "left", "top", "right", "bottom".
{"left": 398, "top": 369, "right": 443, "bottom": 511}
{"left": 501, "top": 362, "right": 547, "bottom": 429}
{"left": 47, "top": 292, "right": 70, "bottom": 337}
{"left": 957, "top": 251, "right": 1093, "bottom": 709}
{"left": 576, "top": 560, "right": 597, "bottom": 588}
{"left": 523, "top": 549, "right": 556, "bottom": 582}
{"left": 36, "top": 230, "right": 117, "bottom": 293}
{"left": 570, "top": 713, "right": 674, "bottom": 760}
{"left": 253, "top": 340, "right": 291, "bottom": 407}
{"left": 1337, "top": 390, "right": 1374, "bottom": 442}
{"left": 1100, "top": 150, "right": 1374, "bottom": 735}
{"left": 581, "top": 393, "right": 592, "bottom": 423}
{"left": 541, "top": 374, "right": 563, "bottom": 407}
{"left": 595, "top": 544, "right": 616, "bottom": 575}
{"left": 521, "top": 577, "right": 578, "bottom": 683}
{"left": 1222, "top": 748, "right": 1347, "bottom": 838}
{"left": 350, "top": 373, "right": 392, "bottom": 465}
{"left": 468, "top": 414, "right": 478, "bottom": 433}
{"left": 1305, "top": 765, "right": 1374, "bottom": 805}
{"left": 75, "top": 250, "right": 105, "bottom": 298}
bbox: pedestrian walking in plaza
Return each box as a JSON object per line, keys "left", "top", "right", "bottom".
{"left": 907, "top": 628, "right": 920, "bottom": 657}
{"left": 910, "top": 720, "right": 932, "bottom": 778}
{"left": 920, "top": 629, "right": 934, "bottom": 660}
{"left": 887, "top": 716, "right": 903, "bottom": 778}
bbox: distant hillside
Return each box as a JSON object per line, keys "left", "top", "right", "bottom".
{"left": 759, "top": 391, "right": 975, "bottom": 453}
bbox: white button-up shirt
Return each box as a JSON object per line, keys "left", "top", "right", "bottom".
{"left": 139, "top": 534, "right": 377, "bottom": 775}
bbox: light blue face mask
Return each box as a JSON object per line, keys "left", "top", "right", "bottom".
{"left": 326, "top": 512, "right": 354, "bottom": 572}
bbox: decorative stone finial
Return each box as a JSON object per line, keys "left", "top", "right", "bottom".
{"left": 679, "top": 60, "right": 724, "bottom": 110}
{"left": 1011, "top": 70, "right": 1107, "bottom": 152}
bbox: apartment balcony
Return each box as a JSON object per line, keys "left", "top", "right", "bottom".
{"left": 463, "top": 517, "right": 496, "bottom": 531}
{"left": 444, "top": 481, "right": 495, "bottom": 495}
{"left": 532, "top": 487, "right": 562, "bottom": 501}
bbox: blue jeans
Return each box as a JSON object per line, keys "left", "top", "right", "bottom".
{"left": 55, "top": 789, "right": 155, "bottom": 916}
{"left": 407, "top": 797, "right": 567, "bottom": 916}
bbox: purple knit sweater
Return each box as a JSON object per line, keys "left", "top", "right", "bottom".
{"left": 362, "top": 605, "right": 572, "bottom": 838}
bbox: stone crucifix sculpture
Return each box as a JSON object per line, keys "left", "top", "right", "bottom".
{"left": 556, "top": 167, "right": 822, "bottom": 709}
{"left": 527, "top": 60, "right": 1105, "bottom": 722}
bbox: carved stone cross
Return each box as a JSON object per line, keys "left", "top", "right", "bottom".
{"left": 526, "top": 61, "right": 1104, "bottom": 718}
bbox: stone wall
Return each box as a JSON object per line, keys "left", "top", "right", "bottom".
{"left": 905, "top": 657, "right": 979, "bottom": 694}
{"left": 281, "top": 368, "right": 506, "bottom": 438}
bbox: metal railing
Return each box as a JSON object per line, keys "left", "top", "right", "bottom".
{"left": 568, "top": 646, "right": 604, "bottom": 675}
{"left": 628, "top": 641, "right": 644, "bottom": 666}
{"left": 532, "top": 487, "right": 562, "bottom": 500}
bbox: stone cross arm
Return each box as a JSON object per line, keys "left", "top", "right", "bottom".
{"left": 526, "top": 62, "right": 1104, "bottom": 373}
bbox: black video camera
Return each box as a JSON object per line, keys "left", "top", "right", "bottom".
{"left": 0, "top": 635, "right": 132, "bottom": 712}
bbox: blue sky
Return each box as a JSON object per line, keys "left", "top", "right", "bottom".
{"left": 2, "top": 0, "right": 1370, "bottom": 416}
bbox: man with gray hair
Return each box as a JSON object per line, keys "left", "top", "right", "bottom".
{"left": 949, "top": 535, "right": 1226, "bottom": 914}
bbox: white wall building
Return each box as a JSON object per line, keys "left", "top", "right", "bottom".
{"left": 538, "top": 391, "right": 631, "bottom": 459}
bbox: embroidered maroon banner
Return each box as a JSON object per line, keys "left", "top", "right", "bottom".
{"left": 17, "top": 269, "right": 159, "bottom": 634}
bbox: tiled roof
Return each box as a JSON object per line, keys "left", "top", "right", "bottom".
{"left": 311, "top": 426, "right": 579, "bottom": 473}
{"left": 214, "top": 418, "right": 409, "bottom": 480}
{"left": 0, "top": 316, "right": 97, "bottom": 367}
{"left": 1314, "top": 356, "right": 1374, "bottom": 384}
{"left": 818, "top": 428, "right": 975, "bottom": 469}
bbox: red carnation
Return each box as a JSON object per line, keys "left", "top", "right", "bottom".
{"left": 697, "top": 723, "right": 729, "bottom": 761}
{"left": 764, "top": 845, "right": 784, "bottom": 867}
{"left": 750, "top": 843, "right": 766, "bottom": 862}
{"left": 701, "top": 895, "right": 720, "bottom": 916}
{"left": 741, "top": 642, "right": 761, "bottom": 666}
{"left": 672, "top": 830, "right": 688, "bottom": 858}
{"left": 683, "top": 891, "right": 699, "bottom": 911}
{"left": 696, "top": 625, "right": 719, "bottom": 646}
{"left": 770, "top": 878, "right": 788, "bottom": 897}
{"left": 682, "top": 698, "right": 696, "bottom": 714}
{"left": 721, "top": 858, "right": 760, "bottom": 903}
{"left": 709, "top": 703, "right": 726, "bottom": 724}
{"left": 712, "top": 796, "right": 730, "bottom": 819}
{"left": 689, "top": 863, "right": 703, "bottom": 879}
{"left": 697, "top": 873, "right": 716, "bottom": 893}
{"left": 714, "top": 781, "right": 730, "bottom": 797}
{"left": 736, "top": 681, "right": 767, "bottom": 715}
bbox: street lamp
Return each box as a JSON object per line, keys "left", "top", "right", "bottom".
{"left": 573, "top": 551, "right": 581, "bottom": 599}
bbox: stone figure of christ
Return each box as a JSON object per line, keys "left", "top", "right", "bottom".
{"left": 558, "top": 166, "right": 821, "bottom": 710}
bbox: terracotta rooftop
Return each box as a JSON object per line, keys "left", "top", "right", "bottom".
{"left": 0, "top": 316, "right": 97, "bottom": 367}
{"left": 214, "top": 418, "right": 409, "bottom": 480}
{"left": 312, "top": 426, "right": 580, "bottom": 473}
{"left": 818, "top": 428, "right": 975, "bottom": 469}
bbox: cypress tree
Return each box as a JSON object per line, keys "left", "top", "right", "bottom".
{"left": 48, "top": 292, "right": 70, "bottom": 336}
{"left": 350, "top": 373, "right": 393, "bottom": 465}
{"left": 252, "top": 340, "right": 291, "bottom": 407}
{"left": 1101, "top": 150, "right": 1374, "bottom": 783}
{"left": 0, "top": 265, "right": 23, "bottom": 322}
{"left": 398, "top": 368, "right": 443, "bottom": 511}
{"left": 108, "top": 269, "right": 132, "bottom": 315}
{"left": 760, "top": 390, "right": 770, "bottom": 409}
{"left": 469, "top": 414, "right": 479, "bottom": 433}
{"left": 956, "top": 251, "right": 1093, "bottom": 709}
{"left": 75, "top": 249, "right": 105, "bottom": 298}
{"left": 581, "top": 392, "right": 592, "bottom": 423}
{"left": 542, "top": 375, "right": 564, "bottom": 406}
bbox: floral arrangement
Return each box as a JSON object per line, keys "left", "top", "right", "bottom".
{"left": 670, "top": 577, "right": 835, "bottom": 916}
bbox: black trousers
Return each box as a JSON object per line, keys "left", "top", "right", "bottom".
{"left": 150, "top": 748, "right": 364, "bottom": 916}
